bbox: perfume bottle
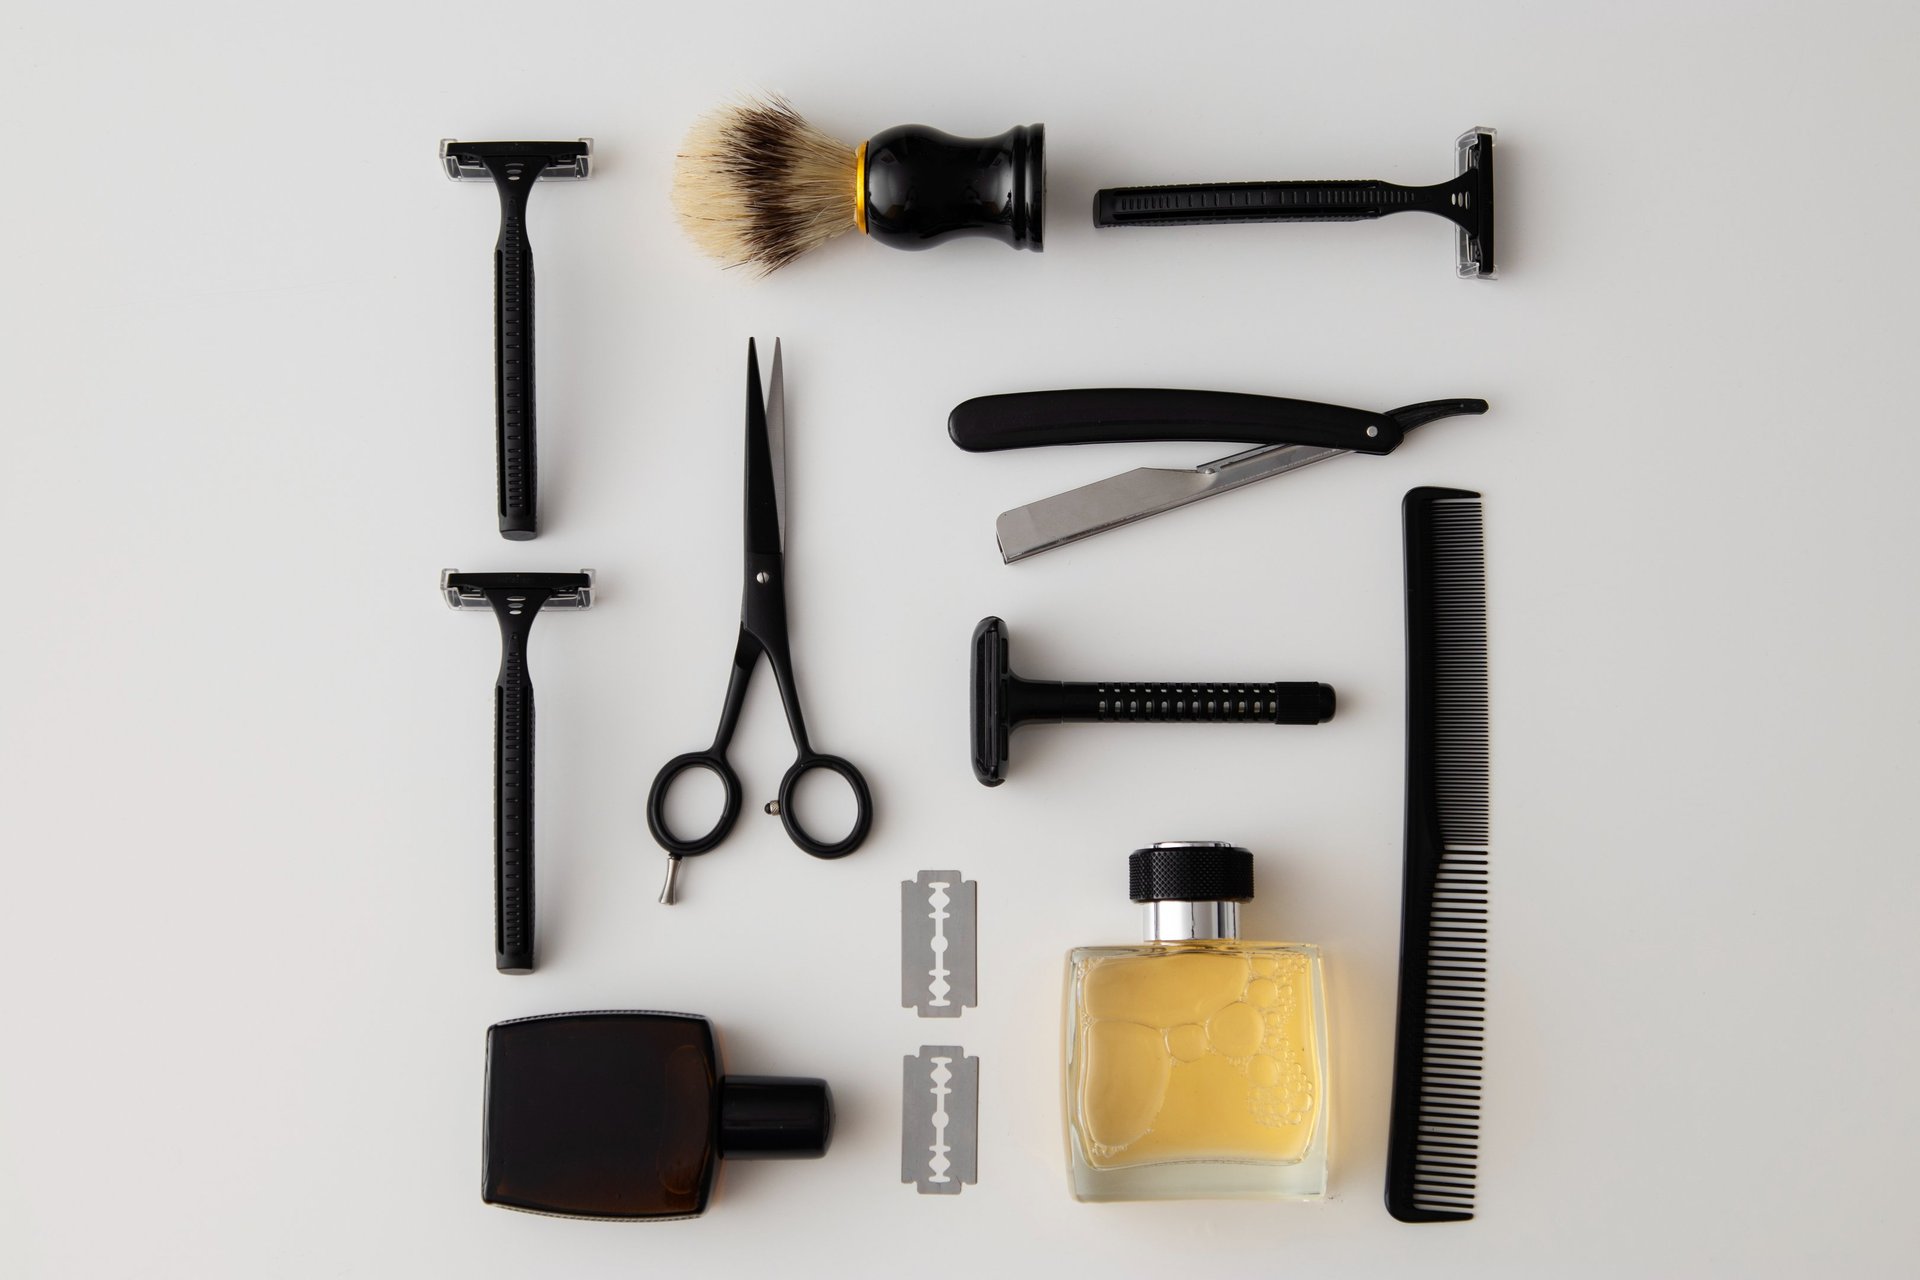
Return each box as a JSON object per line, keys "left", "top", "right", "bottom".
{"left": 482, "top": 1011, "right": 832, "bottom": 1220}
{"left": 1063, "top": 842, "right": 1329, "bottom": 1202}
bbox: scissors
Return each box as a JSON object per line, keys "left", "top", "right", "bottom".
{"left": 646, "top": 338, "right": 873, "bottom": 904}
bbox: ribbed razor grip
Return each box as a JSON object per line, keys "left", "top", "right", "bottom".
{"left": 493, "top": 174, "right": 538, "bottom": 539}
{"left": 493, "top": 619, "right": 537, "bottom": 973}
{"left": 1096, "top": 180, "right": 1401, "bottom": 226}
{"left": 1083, "top": 682, "right": 1334, "bottom": 724}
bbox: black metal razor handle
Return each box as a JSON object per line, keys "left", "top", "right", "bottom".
{"left": 1039, "top": 680, "right": 1335, "bottom": 724}
{"left": 492, "top": 605, "right": 538, "bottom": 973}
{"left": 1094, "top": 176, "right": 1474, "bottom": 229}
{"left": 971, "top": 616, "right": 1335, "bottom": 786}
{"left": 949, "top": 388, "right": 1403, "bottom": 453}
{"left": 490, "top": 173, "right": 538, "bottom": 540}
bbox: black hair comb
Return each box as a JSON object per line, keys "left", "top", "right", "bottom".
{"left": 1386, "top": 488, "right": 1490, "bottom": 1221}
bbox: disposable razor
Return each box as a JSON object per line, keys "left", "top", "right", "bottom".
{"left": 440, "top": 139, "right": 593, "bottom": 540}
{"left": 442, "top": 570, "right": 594, "bottom": 973}
{"left": 950, "top": 389, "right": 1488, "bottom": 561}
{"left": 1095, "top": 127, "right": 1497, "bottom": 279}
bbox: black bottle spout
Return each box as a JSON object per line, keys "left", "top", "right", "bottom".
{"left": 718, "top": 1076, "right": 834, "bottom": 1159}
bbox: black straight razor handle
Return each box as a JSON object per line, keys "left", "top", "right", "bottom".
{"left": 950, "top": 388, "right": 1414, "bottom": 454}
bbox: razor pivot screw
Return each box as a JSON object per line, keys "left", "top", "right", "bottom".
{"left": 969, "top": 616, "right": 1335, "bottom": 786}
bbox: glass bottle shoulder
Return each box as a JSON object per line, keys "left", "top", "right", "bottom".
{"left": 1069, "top": 939, "right": 1321, "bottom": 964}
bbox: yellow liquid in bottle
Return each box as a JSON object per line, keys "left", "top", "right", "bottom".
{"left": 1070, "top": 945, "right": 1320, "bottom": 1169}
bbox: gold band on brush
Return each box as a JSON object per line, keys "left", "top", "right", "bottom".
{"left": 854, "top": 139, "right": 868, "bottom": 236}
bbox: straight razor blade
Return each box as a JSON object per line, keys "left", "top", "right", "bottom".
{"left": 995, "top": 442, "right": 1348, "bottom": 563}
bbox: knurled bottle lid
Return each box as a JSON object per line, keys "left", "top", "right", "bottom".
{"left": 1128, "top": 841, "right": 1255, "bottom": 903}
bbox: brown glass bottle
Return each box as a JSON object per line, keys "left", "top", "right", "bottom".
{"left": 482, "top": 1011, "right": 832, "bottom": 1220}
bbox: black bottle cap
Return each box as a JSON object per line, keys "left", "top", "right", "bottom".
{"left": 1128, "top": 841, "right": 1255, "bottom": 903}
{"left": 718, "top": 1075, "right": 834, "bottom": 1160}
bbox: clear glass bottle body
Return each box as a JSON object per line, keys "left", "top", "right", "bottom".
{"left": 1062, "top": 939, "right": 1328, "bottom": 1201}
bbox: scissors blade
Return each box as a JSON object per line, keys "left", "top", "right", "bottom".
{"left": 767, "top": 338, "right": 787, "bottom": 549}
{"left": 994, "top": 442, "right": 1348, "bottom": 562}
{"left": 743, "top": 338, "right": 783, "bottom": 557}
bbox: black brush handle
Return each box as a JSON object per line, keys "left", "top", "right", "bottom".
{"left": 491, "top": 171, "right": 538, "bottom": 540}
{"left": 490, "top": 599, "right": 540, "bottom": 973}
{"left": 1095, "top": 178, "right": 1467, "bottom": 228}
{"left": 864, "top": 123, "right": 1045, "bottom": 252}
{"left": 949, "top": 389, "right": 1401, "bottom": 453}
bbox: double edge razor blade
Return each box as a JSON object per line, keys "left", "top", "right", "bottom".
{"left": 902, "top": 870, "right": 977, "bottom": 1018}
{"left": 902, "top": 1046, "right": 979, "bottom": 1195}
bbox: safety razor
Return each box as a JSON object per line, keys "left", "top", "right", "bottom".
{"left": 442, "top": 570, "right": 594, "bottom": 973}
{"left": 1094, "top": 127, "right": 1496, "bottom": 279}
{"left": 440, "top": 139, "right": 593, "bottom": 539}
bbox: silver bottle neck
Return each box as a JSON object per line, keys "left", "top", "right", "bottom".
{"left": 1143, "top": 900, "right": 1241, "bottom": 942}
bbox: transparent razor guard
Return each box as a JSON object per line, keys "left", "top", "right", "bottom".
{"left": 441, "top": 569, "right": 595, "bottom": 610}
{"left": 1454, "top": 127, "right": 1496, "bottom": 280}
{"left": 439, "top": 139, "right": 593, "bottom": 182}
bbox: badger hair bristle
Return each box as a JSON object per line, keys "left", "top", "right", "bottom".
{"left": 672, "top": 97, "right": 859, "bottom": 274}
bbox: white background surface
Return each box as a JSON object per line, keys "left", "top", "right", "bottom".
{"left": 5, "top": 2, "right": 1918, "bottom": 1275}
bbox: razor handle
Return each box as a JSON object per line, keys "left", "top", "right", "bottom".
{"left": 949, "top": 389, "right": 1404, "bottom": 453}
{"left": 1094, "top": 176, "right": 1477, "bottom": 231}
{"left": 488, "top": 165, "right": 539, "bottom": 540}
{"left": 489, "top": 595, "right": 542, "bottom": 973}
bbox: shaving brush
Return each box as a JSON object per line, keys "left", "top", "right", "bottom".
{"left": 673, "top": 97, "right": 1044, "bottom": 273}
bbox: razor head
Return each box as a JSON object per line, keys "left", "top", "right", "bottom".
{"left": 442, "top": 569, "right": 594, "bottom": 610}
{"left": 1453, "top": 127, "right": 1496, "bottom": 280}
{"left": 970, "top": 617, "right": 1011, "bottom": 786}
{"left": 440, "top": 139, "right": 593, "bottom": 183}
